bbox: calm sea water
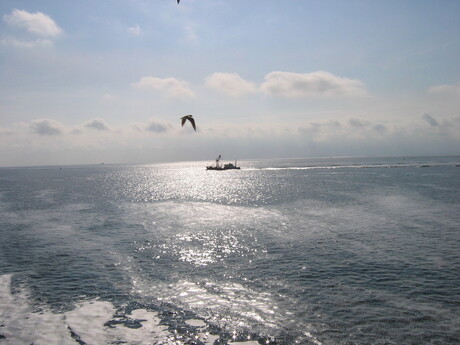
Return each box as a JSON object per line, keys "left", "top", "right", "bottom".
{"left": 1, "top": 156, "right": 459, "bottom": 345}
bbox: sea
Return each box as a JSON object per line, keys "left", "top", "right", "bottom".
{"left": 0, "top": 156, "right": 459, "bottom": 345}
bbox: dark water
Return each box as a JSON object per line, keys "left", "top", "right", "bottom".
{"left": 1, "top": 156, "right": 459, "bottom": 344}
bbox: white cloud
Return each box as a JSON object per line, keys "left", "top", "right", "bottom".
{"left": 83, "top": 118, "right": 111, "bottom": 131}
{"left": 185, "top": 25, "right": 199, "bottom": 44}
{"left": 3, "top": 9, "right": 62, "bottom": 37}
{"left": 261, "top": 71, "right": 368, "bottom": 98}
{"left": 131, "top": 70, "right": 368, "bottom": 100}
{"left": 422, "top": 113, "right": 439, "bottom": 127}
{"left": 347, "top": 118, "right": 386, "bottom": 132}
{"left": 127, "top": 24, "right": 142, "bottom": 36}
{"left": 145, "top": 118, "right": 174, "bottom": 133}
{"left": 102, "top": 93, "right": 115, "bottom": 101}
{"left": 133, "top": 76, "right": 194, "bottom": 98}
{"left": 373, "top": 124, "right": 387, "bottom": 133}
{"left": 428, "top": 83, "right": 460, "bottom": 96}
{"left": 0, "top": 37, "right": 53, "bottom": 48}
{"left": 0, "top": 127, "right": 14, "bottom": 136}
{"left": 30, "top": 119, "right": 65, "bottom": 135}
{"left": 348, "top": 118, "right": 370, "bottom": 128}
{"left": 205, "top": 73, "right": 257, "bottom": 97}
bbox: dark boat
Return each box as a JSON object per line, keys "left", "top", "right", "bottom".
{"left": 206, "top": 155, "right": 240, "bottom": 170}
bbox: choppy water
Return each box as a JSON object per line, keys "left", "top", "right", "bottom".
{"left": 1, "top": 156, "right": 459, "bottom": 345}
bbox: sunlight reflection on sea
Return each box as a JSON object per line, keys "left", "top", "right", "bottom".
{"left": 0, "top": 156, "right": 459, "bottom": 344}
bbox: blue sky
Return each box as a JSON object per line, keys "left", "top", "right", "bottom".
{"left": 1, "top": 0, "right": 459, "bottom": 166}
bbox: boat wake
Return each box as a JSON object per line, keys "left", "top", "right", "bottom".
{"left": 245, "top": 162, "right": 458, "bottom": 171}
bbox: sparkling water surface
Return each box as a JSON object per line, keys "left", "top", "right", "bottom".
{"left": 1, "top": 156, "right": 460, "bottom": 344}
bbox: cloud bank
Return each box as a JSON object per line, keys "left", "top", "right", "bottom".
{"left": 0, "top": 113, "right": 458, "bottom": 167}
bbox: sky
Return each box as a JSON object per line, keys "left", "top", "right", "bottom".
{"left": 1, "top": 0, "right": 460, "bottom": 167}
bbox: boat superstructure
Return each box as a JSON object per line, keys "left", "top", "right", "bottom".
{"left": 206, "top": 155, "right": 240, "bottom": 170}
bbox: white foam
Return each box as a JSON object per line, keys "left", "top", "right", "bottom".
{"left": 109, "top": 308, "right": 170, "bottom": 344}
{"left": 0, "top": 274, "right": 172, "bottom": 345}
{"left": 0, "top": 274, "right": 76, "bottom": 345}
{"left": 65, "top": 300, "right": 115, "bottom": 345}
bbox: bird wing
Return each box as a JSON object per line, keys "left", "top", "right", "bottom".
{"left": 188, "top": 117, "right": 196, "bottom": 131}
{"left": 181, "top": 117, "right": 186, "bottom": 127}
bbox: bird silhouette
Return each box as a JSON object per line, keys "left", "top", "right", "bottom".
{"left": 177, "top": 0, "right": 180, "bottom": 3}
{"left": 181, "top": 115, "right": 196, "bottom": 131}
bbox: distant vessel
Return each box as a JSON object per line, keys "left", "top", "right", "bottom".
{"left": 206, "top": 155, "right": 240, "bottom": 170}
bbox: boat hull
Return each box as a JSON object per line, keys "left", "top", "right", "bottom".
{"left": 206, "top": 166, "right": 240, "bottom": 170}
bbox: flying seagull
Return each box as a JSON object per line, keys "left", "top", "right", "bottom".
{"left": 181, "top": 115, "right": 196, "bottom": 131}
